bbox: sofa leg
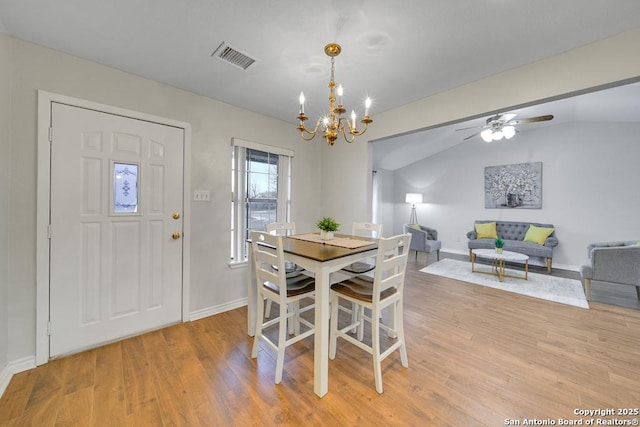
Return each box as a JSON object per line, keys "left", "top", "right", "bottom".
{"left": 546, "top": 258, "right": 552, "bottom": 274}
{"left": 585, "top": 279, "right": 591, "bottom": 300}
{"left": 636, "top": 286, "right": 640, "bottom": 300}
{"left": 436, "top": 250, "right": 440, "bottom": 261}
{"left": 469, "top": 249, "right": 473, "bottom": 261}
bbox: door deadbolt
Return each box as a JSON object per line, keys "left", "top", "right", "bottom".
{"left": 172, "top": 232, "right": 181, "bottom": 240}
{"left": 172, "top": 212, "right": 180, "bottom": 220}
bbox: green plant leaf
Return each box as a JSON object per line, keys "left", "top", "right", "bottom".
{"left": 316, "top": 216, "right": 340, "bottom": 232}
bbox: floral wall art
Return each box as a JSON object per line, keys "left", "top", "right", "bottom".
{"left": 484, "top": 162, "right": 542, "bottom": 209}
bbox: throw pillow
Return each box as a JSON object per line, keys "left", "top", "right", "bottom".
{"left": 408, "top": 224, "right": 421, "bottom": 230}
{"left": 523, "top": 224, "right": 555, "bottom": 245}
{"left": 475, "top": 222, "right": 498, "bottom": 239}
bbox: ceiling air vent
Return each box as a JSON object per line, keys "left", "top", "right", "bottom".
{"left": 212, "top": 42, "right": 256, "bottom": 70}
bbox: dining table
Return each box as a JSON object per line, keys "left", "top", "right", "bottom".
{"left": 246, "top": 232, "right": 378, "bottom": 398}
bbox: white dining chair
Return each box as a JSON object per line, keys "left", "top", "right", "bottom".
{"left": 265, "top": 222, "right": 306, "bottom": 278}
{"left": 337, "top": 222, "right": 383, "bottom": 333}
{"left": 250, "top": 231, "right": 315, "bottom": 384}
{"left": 340, "top": 222, "right": 383, "bottom": 275}
{"left": 329, "top": 233, "right": 411, "bottom": 393}
{"left": 264, "top": 222, "right": 309, "bottom": 326}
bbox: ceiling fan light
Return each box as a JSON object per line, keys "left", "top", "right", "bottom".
{"left": 503, "top": 125, "right": 516, "bottom": 139}
{"left": 481, "top": 129, "right": 493, "bottom": 142}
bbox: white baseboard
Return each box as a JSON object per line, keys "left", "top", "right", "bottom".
{"left": 188, "top": 297, "right": 248, "bottom": 322}
{"left": 0, "top": 355, "right": 37, "bottom": 398}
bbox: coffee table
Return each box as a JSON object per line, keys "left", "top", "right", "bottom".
{"left": 471, "top": 249, "right": 529, "bottom": 282}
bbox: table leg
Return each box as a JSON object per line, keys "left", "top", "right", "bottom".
{"left": 247, "top": 245, "right": 256, "bottom": 336}
{"left": 314, "top": 267, "right": 330, "bottom": 398}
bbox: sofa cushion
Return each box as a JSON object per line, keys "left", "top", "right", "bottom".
{"left": 475, "top": 222, "right": 497, "bottom": 239}
{"left": 523, "top": 224, "right": 555, "bottom": 245}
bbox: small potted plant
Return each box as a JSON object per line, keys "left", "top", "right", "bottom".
{"left": 494, "top": 237, "right": 504, "bottom": 254}
{"left": 316, "top": 216, "right": 340, "bottom": 240}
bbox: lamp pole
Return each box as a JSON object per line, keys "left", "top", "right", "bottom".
{"left": 409, "top": 204, "right": 418, "bottom": 224}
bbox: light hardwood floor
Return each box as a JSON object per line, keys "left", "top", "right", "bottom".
{"left": 1, "top": 258, "right": 639, "bottom": 426}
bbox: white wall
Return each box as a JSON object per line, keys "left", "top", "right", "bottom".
{"left": 320, "top": 29, "right": 640, "bottom": 229}
{"left": 376, "top": 169, "right": 395, "bottom": 237}
{"left": 3, "top": 33, "right": 321, "bottom": 362}
{"left": 389, "top": 122, "right": 640, "bottom": 269}
{"left": 0, "top": 31, "right": 11, "bottom": 371}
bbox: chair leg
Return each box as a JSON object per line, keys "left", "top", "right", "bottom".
{"left": 546, "top": 258, "right": 552, "bottom": 274}
{"left": 329, "top": 292, "right": 340, "bottom": 359}
{"left": 636, "top": 286, "right": 640, "bottom": 300}
{"left": 265, "top": 299, "right": 272, "bottom": 318}
{"left": 274, "top": 301, "right": 288, "bottom": 384}
{"left": 396, "top": 299, "right": 408, "bottom": 368}
{"left": 292, "top": 301, "right": 300, "bottom": 336}
{"left": 385, "top": 304, "right": 397, "bottom": 339}
{"left": 350, "top": 301, "right": 359, "bottom": 334}
{"left": 584, "top": 279, "right": 591, "bottom": 301}
{"left": 436, "top": 250, "right": 440, "bottom": 261}
{"left": 357, "top": 305, "right": 366, "bottom": 341}
{"left": 371, "top": 307, "right": 383, "bottom": 394}
{"left": 252, "top": 292, "right": 266, "bottom": 359}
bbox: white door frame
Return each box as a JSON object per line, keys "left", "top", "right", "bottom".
{"left": 36, "top": 90, "right": 192, "bottom": 365}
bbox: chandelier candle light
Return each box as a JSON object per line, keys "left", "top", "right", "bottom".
{"left": 297, "top": 43, "right": 373, "bottom": 145}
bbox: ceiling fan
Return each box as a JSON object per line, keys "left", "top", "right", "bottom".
{"left": 457, "top": 113, "right": 554, "bottom": 142}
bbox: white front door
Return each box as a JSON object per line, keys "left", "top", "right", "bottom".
{"left": 49, "top": 102, "right": 184, "bottom": 357}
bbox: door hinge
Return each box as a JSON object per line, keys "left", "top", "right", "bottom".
{"left": 48, "top": 127, "right": 53, "bottom": 143}
{"left": 47, "top": 321, "right": 52, "bottom": 336}
{"left": 47, "top": 224, "right": 52, "bottom": 239}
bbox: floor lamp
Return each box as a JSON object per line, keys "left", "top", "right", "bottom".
{"left": 405, "top": 193, "right": 423, "bottom": 224}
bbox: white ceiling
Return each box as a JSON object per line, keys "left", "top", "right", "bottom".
{"left": 371, "top": 80, "right": 640, "bottom": 170}
{"left": 2, "top": 0, "right": 640, "bottom": 168}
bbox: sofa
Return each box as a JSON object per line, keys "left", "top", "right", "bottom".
{"left": 467, "top": 220, "right": 558, "bottom": 272}
{"left": 579, "top": 240, "right": 640, "bottom": 300}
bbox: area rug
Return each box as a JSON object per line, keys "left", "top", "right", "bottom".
{"left": 420, "top": 259, "right": 589, "bottom": 309}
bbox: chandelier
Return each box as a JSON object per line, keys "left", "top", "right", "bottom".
{"left": 297, "top": 43, "right": 373, "bottom": 145}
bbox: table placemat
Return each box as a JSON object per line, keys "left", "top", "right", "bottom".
{"left": 290, "top": 233, "right": 375, "bottom": 249}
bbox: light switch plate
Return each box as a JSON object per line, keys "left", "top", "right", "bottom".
{"left": 194, "top": 190, "right": 210, "bottom": 201}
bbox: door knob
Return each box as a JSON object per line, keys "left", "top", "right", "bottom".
{"left": 172, "top": 232, "right": 181, "bottom": 240}
{"left": 172, "top": 212, "right": 180, "bottom": 220}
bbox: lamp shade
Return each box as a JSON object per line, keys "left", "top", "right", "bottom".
{"left": 405, "top": 193, "right": 423, "bottom": 204}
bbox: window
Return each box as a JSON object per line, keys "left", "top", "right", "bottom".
{"left": 112, "top": 162, "right": 139, "bottom": 214}
{"left": 231, "top": 138, "right": 292, "bottom": 264}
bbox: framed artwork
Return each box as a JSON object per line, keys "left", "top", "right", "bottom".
{"left": 484, "top": 162, "right": 542, "bottom": 209}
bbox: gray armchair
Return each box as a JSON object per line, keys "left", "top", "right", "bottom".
{"left": 403, "top": 224, "right": 442, "bottom": 265}
{"left": 579, "top": 240, "right": 640, "bottom": 300}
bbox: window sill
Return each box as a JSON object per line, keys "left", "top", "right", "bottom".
{"left": 229, "top": 260, "right": 248, "bottom": 269}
